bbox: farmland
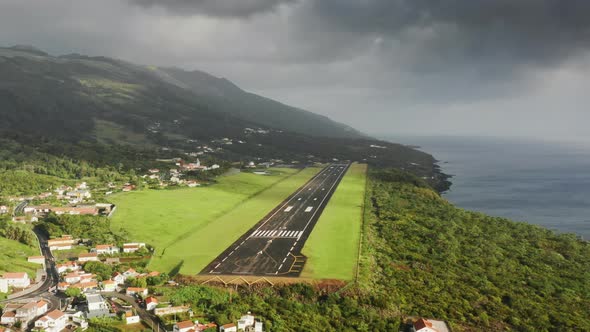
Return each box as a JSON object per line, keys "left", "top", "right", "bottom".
{"left": 300, "top": 163, "right": 367, "bottom": 280}
{"left": 109, "top": 167, "right": 321, "bottom": 274}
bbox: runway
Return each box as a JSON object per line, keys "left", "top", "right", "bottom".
{"left": 201, "top": 163, "right": 350, "bottom": 277}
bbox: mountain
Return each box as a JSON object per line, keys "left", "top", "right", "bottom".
{"left": 0, "top": 45, "right": 449, "bottom": 190}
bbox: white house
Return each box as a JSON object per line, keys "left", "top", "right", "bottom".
{"left": 78, "top": 252, "right": 99, "bottom": 262}
{"left": 237, "top": 313, "right": 255, "bottom": 331}
{"left": 49, "top": 243, "right": 73, "bottom": 251}
{"left": 112, "top": 272, "right": 126, "bottom": 285}
{"left": 1, "top": 310, "right": 16, "bottom": 325}
{"left": 173, "top": 320, "right": 196, "bottom": 332}
{"left": 64, "top": 272, "right": 82, "bottom": 284}
{"left": 35, "top": 310, "right": 67, "bottom": 332}
{"left": 122, "top": 243, "right": 146, "bottom": 253}
{"left": 126, "top": 287, "right": 148, "bottom": 297}
{"left": 36, "top": 300, "right": 49, "bottom": 316}
{"left": 414, "top": 318, "right": 450, "bottom": 332}
{"left": 1, "top": 272, "right": 30, "bottom": 290}
{"left": 122, "top": 268, "right": 139, "bottom": 278}
{"left": 125, "top": 312, "right": 140, "bottom": 325}
{"left": 87, "top": 294, "right": 108, "bottom": 312}
{"left": 95, "top": 244, "right": 119, "bottom": 255}
{"left": 56, "top": 261, "right": 80, "bottom": 274}
{"left": 220, "top": 323, "right": 237, "bottom": 332}
{"left": 145, "top": 297, "right": 158, "bottom": 311}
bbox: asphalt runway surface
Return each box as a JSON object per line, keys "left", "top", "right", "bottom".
{"left": 201, "top": 163, "right": 350, "bottom": 277}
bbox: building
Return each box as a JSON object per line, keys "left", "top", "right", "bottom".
{"left": 0, "top": 310, "right": 16, "bottom": 325}
{"left": 78, "top": 252, "right": 99, "bottom": 262}
{"left": 86, "top": 294, "right": 109, "bottom": 318}
{"left": 15, "top": 301, "right": 39, "bottom": 323}
{"left": 112, "top": 272, "right": 126, "bottom": 285}
{"left": 145, "top": 297, "right": 158, "bottom": 311}
{"left": 220, "top": 323, "right": 237, "bottom": 332}
{"left": 126, "top": 287, "right": 148, "bottom": 297}
{"left": 237, "top": 313, "right": 256, "bottom": 331}
{"left": 34, "top": 310, "right": 67, "bottom": 332}
{"left": 53, "top": 206, "right": 98, "bottom": 215}
{"left": 56, "top": 261, "right": 80, "bottom": 274}
{"left": 95, "top": 244, "right": 119, "bottom": 255}
{"left": 49, "top": 243, "right": 73, "bottom": 251}
{"left": 0, "top": 272, "right": 30, "bottom": 291}
{"left": 47, "top": 235, "right": 76, "bottom": 248}
{"left": 27, "top": 256, "right": 45, "bottom": 265}
{"left": 101, "top": 280, "right": 117, "bottom": 292}
{"left": 125, "top": 311, "right": 140, "bottom": 324}
{"left": 174, "top": 320, "right": 195, "bottom": 332}
{"left": 413, "top": 318, "right": 450, "bottom": 332}
{"left": 65, "top": 272, "right": 82, "bottom": 284}
{"left": 122, "top": 242, "right": 146, "bottom": 253}
{"left": 154, "top": 306, "right": 190, "bottom": 316}
{"left": 122, "top": 268, "right": 139, "bottom": 278}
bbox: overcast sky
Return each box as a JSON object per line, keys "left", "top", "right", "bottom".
{"left": 2, "top": 0, "right": 590, "bottom": 140}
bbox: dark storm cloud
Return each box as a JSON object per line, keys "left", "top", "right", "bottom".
{"left": 130, "top": 0, "right": 296, "bottom": 17}
{"left": 308, "top": 0, "right": 590, "bottom": 69}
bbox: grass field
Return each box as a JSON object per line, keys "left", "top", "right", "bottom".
{"left": 0, "top": 237, "right": 41, "bottom": 282}
{"left": 109, "top": 167, "right": 321, "bottom": 275}
{"left": 300, "top": 163, "right": 367, "bottom": 280}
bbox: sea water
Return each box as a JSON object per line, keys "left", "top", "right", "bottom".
{"left": 385, "top": 135, "right": 590, "bottom": 241}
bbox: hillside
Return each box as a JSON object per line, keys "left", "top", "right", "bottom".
{"left": 0, "top": 45, "right": 449, "bottom": 190}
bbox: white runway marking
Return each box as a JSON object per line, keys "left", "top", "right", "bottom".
{"left": 250, "top": 229, "right": 303, "bottom": 238}
{"left": 305, "top": 206, "right": 313, "bottom": 212}
{"left": 284, "top": 206, "right": 293, "bottom": 212}
{"left": 298, "top": 198, "right": 302, "bottom": 201}
{"left": 313, "top": 198, "right": 317, "bottom": 201}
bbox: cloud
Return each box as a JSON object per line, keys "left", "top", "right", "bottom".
{"left": 307, "top": 0, "right": 590, "bottom": 71}
{"left": 129, "top": 0, "right": 297, "bottom": 18}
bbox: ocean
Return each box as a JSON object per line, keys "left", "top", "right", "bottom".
{"left": 384, "top": 135, "right": 590, "bottom": 241}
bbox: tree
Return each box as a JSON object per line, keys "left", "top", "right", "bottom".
{"left": 65, "top": 287, "right": 82, "bottom": 298}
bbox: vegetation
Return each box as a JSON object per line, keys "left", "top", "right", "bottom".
{"left": 110, "top": 167, "right": 320, "bottom": 274}
{"left": 0, "top": 233, "right": 40, "bottom": 279}
{"left": 361, "top": 168, "right": 590, "bottom": 331}
{"left": 150, "top": 168, "right": 590, "bottom": 331}
{"left": 301, "top": 163, "right": 367, "bottom": 280}
{"left": 41, "top": 214, "right": 128, "bottom": 245}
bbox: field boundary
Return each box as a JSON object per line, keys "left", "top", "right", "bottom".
{"left": 354, "top": 164, "right": 369, "bottom": 283}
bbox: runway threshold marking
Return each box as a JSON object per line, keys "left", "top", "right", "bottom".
{"left": 284, "top": 206, "right": 294, "bottom": 212}
{"left": 305, "top": 206, "right": 313, "bottom": 212}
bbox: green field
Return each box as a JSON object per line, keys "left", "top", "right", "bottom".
{"left": 300, "top": 163, "right": 367, "bottom": 280}
{"left": 109, "top": 167, "right": 321, "bottom": 274}
{"left": 0, "top": 237, "right": 41, "bottom": 282}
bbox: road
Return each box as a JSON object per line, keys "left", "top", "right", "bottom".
{"left": 202, "top": 163, "right": 350, "bottom": 277}
{"left": 103, "top": 292, "right": 167, "bottom": 332}
{"left": 4, "top": 227, "right": 59, "bottom": 306}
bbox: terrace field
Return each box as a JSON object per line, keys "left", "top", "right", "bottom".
{"left": 300, "top": 163, "right": 368, "bottom": 280}
{"left": 109, "top": 167, "right": 321, "bottom": 275}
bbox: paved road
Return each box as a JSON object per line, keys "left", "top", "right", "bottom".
{"left": 202, "top": 163, "right": 350, "bottom": 277}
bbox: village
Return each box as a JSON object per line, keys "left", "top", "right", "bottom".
{"left": 0, "top": 229, "right": 267, "bottom": 332}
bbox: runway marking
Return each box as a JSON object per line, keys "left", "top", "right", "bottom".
{"left": 222, "top": 257, "right": 227, "bottom": 262}
{"left": 214, "top": 263, "right": 221, "bottom": 269}
{"left": 298, "top": 198, "right": 301, "bottom": 201}
{"left": 250, "top": 230, "right": 303, "bottom": 238}
{"left": 313, "top": 198, "right": 317, "bottom": 201}
{"left": 278, "top": 264, "right": 283, "bottom": 270}
{"left": 284, "top": 206, "right": 293, "bottom": 212}
{"left": 305, "top": 206, "right": 313, "bottom": 212}
{"left": 282, "top": 258, "right": 287, "bottom": 263}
